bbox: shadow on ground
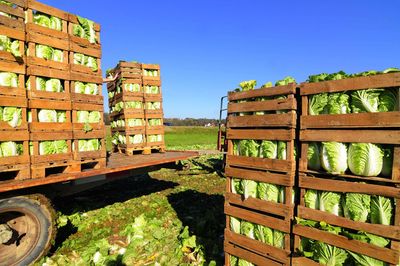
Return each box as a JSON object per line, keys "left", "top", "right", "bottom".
{"left": 168, "top": 189, "right": 225, "bottom": 264}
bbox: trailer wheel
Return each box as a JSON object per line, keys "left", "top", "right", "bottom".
{"left": 0, "top": 194, "right": 56, "bottom": 266}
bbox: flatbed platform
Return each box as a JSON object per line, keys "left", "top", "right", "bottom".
{"left": 0, "top": 151, "right": 198, "bottom": 193}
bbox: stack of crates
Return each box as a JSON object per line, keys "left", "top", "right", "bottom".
{"left": 224, "top": 82, "right": 297, "bottom": 265}
{"left": 68, "top": 12, "right": 106, "bottom": 170}
{"left": 108, "top": 61, "right": 165, "bottom": 155}
{"left": 0, "top": 0, "right": 106, "bottom": 180}
{"left": 292, "top": 72, "right": 400, "bottom": 265}
{"left": 0, "top": 0, "right": 30, "bottom": 180}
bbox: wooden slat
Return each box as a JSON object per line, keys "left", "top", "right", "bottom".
{"left": 27, "top": 65, "right": 70, "bottom": 80}
{"left": 0, "top": 25, "right": 25, "bottom": 40}
{"left": 0, "top": 60, "right": 25, "bottom": 73}
{"left": 0, "top": 3, "right": 24, "bottom": 18}
{"left": 73, "top": 129, "right": 105, "bottom": 139}
{"left": 225, "top": 230, "right": 290, "bottom": 263}
{"left": 29, "top": 99, "right": 71, "bottom": 110}
{"left": 25, "top": 23, "right": 68, "bottom": 40}
{"left": 69, "top": 42, "right": 101, "bottom": 58}
{"left": 26, "top": 31, "right": 69, "bottom": 50}
{"left": 0, "top": 15, "right": 24, "bottom": 30}
{"left": 226, "top": 155, "right": 294, "bottom": 173}
{"left": 300, "top": 129, "right": 400, "bottom": 144}
{"left": 301, "top": 112, "right": 400, "bottom": 129}
{"left": 293, "top": 224, "right": 399, "bottom": 264}
{"left": 228, "top": 98, "right": 296, "bottom": 113}
{"left": 30, "top": 131, "right": 72, "bottom": 141}
{"left": 291, "top": 257, "right": 321, "bottom": 266}
{"left": 300, "top": 72, "right": 400, "bottom": 95}
{"left": 27, "top": 56, "right": 69, "bottom": 71}
{"left": 226, "top": 192, "right": 293, "bottom": 218}
{"left": 225, "top": 166, "right": 294, "bottom": 186}
{"left": 27, "top": 0, "right": 69, "bottom": 20}
{"left": 0, "top": 130, "right": 28, "bottom": 141}
{"left": 228, "top": 113, "right": 296, "bottom": 128}
{"left": 227, "top": 128, "right": 295, "bottom": 141}
{"left": 70, "top": 71, "right": 102, "bottom": 83}
{"left": 228, "top": 83, "right": 296, "bottom": 101}
{"left": 298, "top": 205, "right": 400, "bottom": 240}
{"left": 299, "top": 174, "right": 400, "bottom": 198}
{"left": 72, "top": 102, "right": 103, "bottom": 111}
{"left": 225, "top": 204, "right": 290, "bottom": 233}
{"left": 29, "top": 122, "right": 72, "bottom": 132}
{"left": 224, "top": 242, "right": 284, "bottom": 266}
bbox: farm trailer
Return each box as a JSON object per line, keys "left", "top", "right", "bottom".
{"left": 0, "top": 150, "right": 198, "bottom": 265}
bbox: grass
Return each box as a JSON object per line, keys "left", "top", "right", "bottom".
{"left": 106, "top": 126, "right": 219, "bottom": 151}
{"left": 165, "top": 126, "right": 218, "bottom": 150}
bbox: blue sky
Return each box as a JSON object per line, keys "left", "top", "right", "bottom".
{"left": 42, "top": 0, "right": 400, "bottom": 118}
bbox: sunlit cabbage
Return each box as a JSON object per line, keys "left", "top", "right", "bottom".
{"left": 237, "top": 258, "right": 254, "bottom": 266}
{"left": 326, "top": 93, "right": 350, "bottom": 114}
{"left": 378, "top": 89, "right": 398, "bottom": 112}
{"left": 33, "top": 14, "right": 51, "bottom": 28}
{"left": 52, "top": 49, "right": 63, "bottom": 62}
{"left": 74, "top": 81, "right": 85, "bottom": 93}
{"left": 275, "top": 76, "right": 295, "bottom": 86}
{"left": 277, "top": 141, "right": 286, "bottom": 160}
{"left": 73, "top": 53, "right": 86, "bottom": 65}
{"left": 148, "top": 134, "right": 162, "bottom": 142}
{"left": 129, "top": 134, "right": 144, "bottom": 144}
{"left": 73, "top": 24, "right": 86, "bottom": 38}
{"left": 230, "top": 217, "right": 241, "bottom": 234}
{"left": 35, "top": 77, "right": 47, "bottom": 91}
{"left": 370, "top": 195, "right": 393, "bottom": 225}
{"left": 124, "top": 83, "right": 140, "bottom": 92}
{"left": 348, "top": 143, "right": 383, "bottom": 177}
{"left": 321, "top": 142, "right": 348, "bottom": 174}
{"left": 77, "top": 16, "right": 97, "bottom": 43}
{"left": 39, "top": 140, "right": 68, "bottom": 155}
{"left": 240, "top": 221, "right": 255, "bottom": 239}
{"left": 2, "top": 107, "right": 21, "bottom": 127}
{"left": 242, "top": 179, "right": 257, "bottom": 199}
{"left": 231, "top": 178, "right": 242, "bottom": 194}
{"left": 77, "top": 111, "right": 89, "bottom": 123}
{"left": 88, "top": 111, "right": 101, "bottom": 123}
{"left": 87, "top": 139, "right": 100, "bottom": 151}
{"left": 238, "top": 140, "right": 259, "bottom": 157}
{"left": 0, "top": 72, "right": 18, "bottom": 87}
{"left": 309, "top": 93, "right": 328, "bottom": 115}
{"left": 127, "top": 118, "right": 143, "bottom": 127}
{"left": 343, "top": 193, "right": 370, "bottom": 222}
{"left": 0, "top": 35, "right": 21, "bottom": 57}
{"left": 45, "top": 78, "right": 63, "bottom": 92}
{"left": 147, "top": 119, "right": 161, "bottom": 126}
{"left": 258, "top": 182, "right": 280, "bottom": 203}
{"left": 50, "top": 16, "right": 62, "bottom": 31}
{"left": 36, "top": 45, "right": 53, "bottom": 60}
{"left": 259, "top": 140, "right": 277, "bottom": 159}
{"left": 318, "top": 191, "right": 341, "bottom": 216}
{"left": 125, "top": 101, "right": 142, "bottom": 109}
{"left": 144, "top": 85, "right": 159, "bottom": 94}
{"left": 348, "top": 251, "right": 387, "bottom": 266}
{"left": 273, "top": 230, "right": 285, "bottom": 248}
{"left": 307, "top": 142, "right": 321, "bottom": 170}
{"left": 304, "top": 189, "right": 318, "bottom": 210}
{"left": 86, "top": 56, "right": 98, "bottom": 72}
{"left": 313, "top": 242, "right": 348, "bottom": 266}
{"left": 57, "top": 111, "right": 66, "bottom": 122}
{"left": 238, "top": 80, "right": 257, "bottom": 91}
{"left": 0, "top": 141, "right": 19, "bottom": 157}
{"left": 256, "top": 224, "right": 273, "bottom": 245}
{"left": 351, "top": 89, "right": 381, "bottom": 113}
{"left": 38, "top": 109, "right": 57, "bottom": 122}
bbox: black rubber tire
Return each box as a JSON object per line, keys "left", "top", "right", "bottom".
{"left": 0, "top": 194, "right": 55, "bottom": 266}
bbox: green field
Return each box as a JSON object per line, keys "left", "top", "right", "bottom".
{"left": 165, "top": 126, "right": 218, "bottom": 150}
{"left": 106, "top": 126, "right": 219, "bottom": 151}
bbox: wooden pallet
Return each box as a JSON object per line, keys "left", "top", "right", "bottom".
{"left": 117, "top": 145, "right": 165, "bottom": 156}
{"left": 300, "top": 72, "right": 400, "bottom": 129}
{"left": 0, "top": 96, "right": 28, "bottom": 130}
{"left": 225, "top": 241, "right": 288, "bottom": 266}
{"left": 0, "top": 0, "right": 26, "bottom": 30}
{"left": 72, "top": 102, "right": 105, "bottom": 131}
{"left": 28, "top": 99, "right": 72, "bottom": 132}
{"left": 0, "top": 164, "right": 30, "bottom": 181}
{"left": 299, "top": 129, "right": 400, "bottom": 183}
{"left": 25, "top": 0, "right": 68, "bottom": 38}
{"left": 227, "top": 83, "right": 297, "bottom": 129}
{"left": 0, "top": 25, "right": 25, "bottom": 64}
{"left": 68, "top": 13, "right": 101, "bottom": 50}
{"left": 73, "top": 129, "right": 106, "bottom": 160}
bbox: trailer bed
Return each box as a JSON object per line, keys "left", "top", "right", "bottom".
{"left": 0, "top": 151, "right": 198, "bottom": 193}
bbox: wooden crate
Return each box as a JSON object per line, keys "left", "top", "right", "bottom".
{"left": 25, "top": 0, "right": 68, "bottom": 38}
{"left": 0, "top": 0, "right": 26, "bottom": 30}
{"left": 227, "top": 83, "right": 297, "bottom": 129}
{"left": 141, "top": 63, "right": 160, "bottom": 82}
{"left": 143, "top": 79, "right": 162, "bottom": 97}
{"left": 0, "top": 25, "right": 25, "bottom": 64}
{"left": 29, "top": 131, "right": 73, "bottom": 165}
{"left": 0, "top": 96, "right": 28, "bottom": 130}
{"left": 225, "top": 204, "right": 291, "bottom": 265}
{"left": 0, "top": 60, "right": 25, "bottom": 97}
{"left": 116, "top": 61, "right": 142, "bottom": 79}
{"left": 115, "top": 77, "right": 143, "bottom": 98}
{"left": 225, "top": 241, "right": 287, "bottom": 266}
{"left": 0, "top": 130, "right": 30, "bottom": 181}
{"left": 69, "top": 50, "right": 102, "bottom": 77}
{"left": 144, "top": 98, "right": 163, "bottom": 115}
{"left": 145, "top": 114, "right": 164, "bottom": 131}
{"left": 26, "top": 30, "right": 69, "bottom": 71}
{"left": 115, "top": 128, "right": 146, "bottom": 154}
{"left": 110, "top": 112, "right": 145, "bottom": 131}
{"left": 73, "top": 129, "right": 106, "bottom": 161}
{"left": 72, "top": 102, "right": 104, "bottom": 131}
{"left": 300, "top": 72, "right": 400, "bottom": 129}
{"left": 26, "top": 65, "right": 70, "bottom": 100}
{"left": 68, "top": 13, "right": 101, "bottom": 49}
{"left": 299, "top": 129, "right": 400, "bottom": 184}
{"left": 70, "top": 71, "right": 103, "bottom": 104}
{"left": 28, "top": 99, "right": 72, "bottom": 132}
{"left": 145, "top": 127, "right": 165, "bottom": 148}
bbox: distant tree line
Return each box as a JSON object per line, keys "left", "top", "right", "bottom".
{"left": 104, "top": 114, "right": 225, "bottom": 126}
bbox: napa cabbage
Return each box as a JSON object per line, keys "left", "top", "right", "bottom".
{"left": 257, "top": 182, "right": 280, "bottom": 203}
{"left": 342, "top": 193, "right": 370, "bottom": 222}
{"left": 2, "top": 107, "right": 21, "bottom": 127}
{"left": 242, "top": 179, "right": 257, "bottom": 199}
{"left": 308, "top": 142, "right": 321, "bottom": 170}
{"left": 348, "top": 143, "right": 383, "bottom": 177}
{"left": 321, "top": 142, "right": 348, "bottom": 174}
{"left": 0, "top": 72, "right": 18, "bottom": 87}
